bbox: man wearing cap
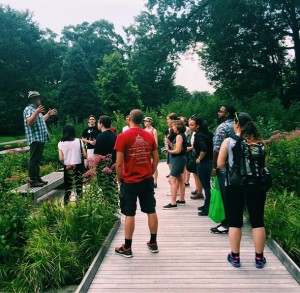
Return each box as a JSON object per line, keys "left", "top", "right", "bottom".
{"left": 24, "top": 91, "right": 57, "bottom": 187}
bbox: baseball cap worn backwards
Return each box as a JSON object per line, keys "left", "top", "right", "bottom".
{"left": 28, "top": 91, "right": 41, "bottom": 100}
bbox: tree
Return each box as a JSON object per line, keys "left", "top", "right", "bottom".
{"left": 125, "top": 11, "right": 177, "bottom": 108}
{"left": 58, "top": 43, "right": 102, "bottom": 122}
{"left": 97, "top": 53, "right": 142, "bottom": 115}
{"left": 61, "top": 20, "right": 124, "bottom": 77}
{"left": 0, "top": 5, "right": 44, "bottom": 134}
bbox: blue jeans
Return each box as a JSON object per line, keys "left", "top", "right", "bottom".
{"left": 197, "top": 160, "right": 212, "bottom": 211}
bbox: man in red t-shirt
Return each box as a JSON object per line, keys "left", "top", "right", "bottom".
{"left": 114, "top": 109, "right": 159, "bottom": 258}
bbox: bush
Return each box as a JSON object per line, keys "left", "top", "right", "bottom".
{"left": 265, "top": 190, "right": 300, "bottom": 267}
{"left": 266, "top": 130, "right": 300, "bottom": 195}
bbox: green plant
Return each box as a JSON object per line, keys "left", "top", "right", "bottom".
{"left": 265, "top": 190, "right": 300, "bottom": 267}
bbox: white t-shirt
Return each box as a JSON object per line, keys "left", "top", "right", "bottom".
{"left": 58, "top": 138, "right": 83, "bottom": 165}
{"left": 122, "top": 125, "right": 129, "bottom": 132}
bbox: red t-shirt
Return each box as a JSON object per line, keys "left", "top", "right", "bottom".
{"left": 114, "top": 127, "right": 157, "bottom": 183}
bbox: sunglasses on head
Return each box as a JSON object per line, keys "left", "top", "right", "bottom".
{"left": 234, "top": 112, "right": 239, "bottom": 124}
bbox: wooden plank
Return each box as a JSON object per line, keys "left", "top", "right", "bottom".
{"left": 86, "top": 162, "right": 300, "bottom": 292}
{"left": 17, "top": 171, "right": 64, "bottom": 201}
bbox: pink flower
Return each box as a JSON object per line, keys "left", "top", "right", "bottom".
{"left": 102, "top": 167, "right": 113, "bottom": 174}
{"left": 66, "top": 164, "right": 76, "bottom": 170}
{"left": 84, "top": 169, "right": 96, "bottom": 178}
{"left": 4, "top": 145, "right": 11, "bottom": 149}
{"left": 18, "top": 141, "right": 25, "bottom": 147}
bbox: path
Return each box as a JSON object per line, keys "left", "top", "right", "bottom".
{"left": 88, "top": 162, "right": 300, "bottom": 292}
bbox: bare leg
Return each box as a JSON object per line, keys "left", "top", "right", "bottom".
{"left": 125, "top": 216, "right": 135, "bottom": 240}
{"left": 154, "top": 169, "right": 158, "bottom": 185}
{"left": 229, "top": 227, "right": 242, "bottom": 253}
{"left": 177, "top": 174, "right": 185, "bottom": 201}
{"left": 169, "top": 176, "right": 177, "bottom": 205}
{"left": 148, "top": 213, "right": 158, "bottom": 234}
{"left": 252, "top": 227, "right": 266, "bottom": 254}
{"left": 185, "top": 169, "right": 191, "bottom": 184}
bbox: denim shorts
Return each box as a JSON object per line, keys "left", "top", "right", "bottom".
{"left": 119, "top": 177, "right": 156, "bottom": 216}
{"left": 170, "top": 156, "right": 187, "bottom": 177}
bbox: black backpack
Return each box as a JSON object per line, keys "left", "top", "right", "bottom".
{"left": 228, "top": 135, "right": 272, "bottom": 190}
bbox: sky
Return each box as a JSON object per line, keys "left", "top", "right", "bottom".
{"left": 1, "top": 0, "right": 214, "bottom": 93}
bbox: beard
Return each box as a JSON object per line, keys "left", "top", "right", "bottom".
{"left": 217, "top": 116, "right": 225, "bottom": 125}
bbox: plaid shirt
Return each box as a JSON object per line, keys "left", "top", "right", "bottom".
{"left": 23, "top": 104, "right": 49, "bottom": 145}
{"left": 213, "top": 119, "right": 234, "bottom": 152}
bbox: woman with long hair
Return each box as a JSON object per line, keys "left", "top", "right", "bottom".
{"left": 217, "top": 112, "right": 267, "bottom": 269}
{"left": 163, "top": 120, "right": 187, "bottom": 209}
{"left": 58, "top": 123, "right": 87, "bottom": 205}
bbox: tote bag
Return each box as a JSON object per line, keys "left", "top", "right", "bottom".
{"left": 208, "top": 176, "right": 225, "bottom": 223}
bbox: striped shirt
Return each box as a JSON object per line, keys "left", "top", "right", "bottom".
{"left": 23, "top": 104, "right": 49, "bottom": 145}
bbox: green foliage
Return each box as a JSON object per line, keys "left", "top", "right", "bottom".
{"left": 265, "top": 190, "right": 300, "bottom": 267}
{"left": 266, "top": 130, "right": 300, "bottom": 195}
{"left": 97, "top": 53, "right": 142, "bottom": 115}
{"left": 58, "top": 43, "right": 102, "bottom": 123}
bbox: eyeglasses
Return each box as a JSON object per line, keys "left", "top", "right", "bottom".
{"left": 234, "top": 112, "right": 239, "bottom": 124}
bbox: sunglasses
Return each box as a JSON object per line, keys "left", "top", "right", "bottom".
{"left": 234, "top": 112, "right": 239, "bottom": 124}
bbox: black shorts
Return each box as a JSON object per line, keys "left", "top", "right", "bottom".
{"left": 119, "top": 177, "right": 156, "bottom": 216}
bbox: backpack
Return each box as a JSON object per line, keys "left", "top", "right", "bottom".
{"left": 228, "top": 135, "right": 272, "bottom": 190}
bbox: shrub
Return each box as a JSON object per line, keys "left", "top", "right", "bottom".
{"left": 265, "top": 190, "right": 300, "bottom": 267}
{"left": 266, "top": 130, "right": 300, "bottom": 195}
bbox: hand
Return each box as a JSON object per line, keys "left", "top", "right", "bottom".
{"left": 36, "top": 105, "right": 45, "bottom": 114}
{"left": 196, "top": 158, "right": 201, "bottom": 164}
{"left": 89, "top": 140, "right": 96, "bottom": 146}
{"left": 47, "top": 108, "right": 57, "bottom": 117}
{"left": 211, "top": 169, "right": 217, "bottom": 177}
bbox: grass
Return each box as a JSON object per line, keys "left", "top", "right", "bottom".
{"left": 0, "top": 136, "right": 25, "bottom": 143}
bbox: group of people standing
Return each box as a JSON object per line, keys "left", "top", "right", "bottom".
{"left": 162, "top": 106, "right": 268, "bottom": 269}
{"left": 23, "top": 91, "right": 267, "bottom": 268}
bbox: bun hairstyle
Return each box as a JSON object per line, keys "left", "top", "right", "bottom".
{"left": 234, "top": 112, "right": 262, "bottom": 141}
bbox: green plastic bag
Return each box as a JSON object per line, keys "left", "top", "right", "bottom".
{"left": 209, "top": 176, "right": 225, "bottom": 223}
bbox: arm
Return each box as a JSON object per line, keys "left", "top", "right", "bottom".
{"left": 58, "top": 149, "right": 64, "bottom": 164}
{"left": 168, "top": 135, "right": 182, "bottom": 154}
{"left": 153, "top": 129, "right": 158, "bottom": 145}
{"left": 217, "top": 138, "right": 229, "bottom": 169}
{"left": 26, "top": 105, "right": 45, "bottom": 126}
{"left": 116, "top": 151, "right": 124, "bottom": 185}
{"left": 211, "top": 150, "right": 219, "bottom": 176}
{"left": 151, "top": 149, "right": 159, "bottom": 175}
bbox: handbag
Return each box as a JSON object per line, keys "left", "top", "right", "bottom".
{"left": 208, "top": 177, "right": 225, "bottom": 223}
{"left": 186, "top": 150, "right": 197, "bottom": 174}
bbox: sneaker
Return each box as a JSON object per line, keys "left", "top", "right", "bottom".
{"left": 198, "top": 210, "right": 208, "bottom": 216}
{"left": 191, "top": 189, "right": 198, "bottom": 195}
{"left": 166, "top": 174, "right": 170, "bottom": 178}
{"left": 227, "top": 253, "right": 241, "bottom": 268}
{"left": 176, "top": 200, "right": 186, "bottom": 206}
{"left": 163, "top": 203, "right": 178, "bottom": 210}
{"left": 255, "top": 256, "right": 266, "bottom": 269}
{"left": 29, "top": 181, "right": 45, "bottom": 188}
{"left": 210, "top": 224, "right": 229, "bottom": 234}
{"left": 147, "top": 242, "right": 159, "bottom": 253}
{"left": 184, "top": 183, "right": 190, "bottom": 187}
{"left": 115, "top": 244, "right": 133, "bottom": 258}
{"left": 198, "top": 206, "right": 205, "bottom": 211}
{"left": 190, "top": 193, "right": 204, "bottom": 200}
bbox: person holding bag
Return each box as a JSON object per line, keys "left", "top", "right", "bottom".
{"left": 58, "top": 124, "right": 87, "bottom": 205}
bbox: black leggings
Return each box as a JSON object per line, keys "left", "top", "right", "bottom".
{"left": 226, "top": 184, "right": 267, "bottom": 228}
{"left": 64, "top": 164, "right": 83, "bottom": 204}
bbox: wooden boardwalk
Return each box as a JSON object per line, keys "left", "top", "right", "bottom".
{"left": 88, "top": 162, "right": 300, "bottom": 292}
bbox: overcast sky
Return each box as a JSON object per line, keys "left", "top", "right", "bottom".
{"left": 1, "top": 0, "right": 214, "bottom": 93}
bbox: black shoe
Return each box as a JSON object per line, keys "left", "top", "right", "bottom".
{"left": 210, "top": 224, "right": 229, "bottom": 234}
{"left": 38, "top": 178, "right": 48, "bottom": 185}
{"left": 147, "top": 242, "right": 159, "bottom": 253}
{"left": 176, "top": 200, "right": 186, "bottom": 206}
{"left": 29, "top": 181, "right": 45, "bottom": 188}
{"left": 166, "top": 174, "right": 170, "bottom": 178}
{"left": 198, "top": 210, "right": 209, "bottom": 216}
{"left": 163, "top": 203, "right": 178, "bottom": 210}
{"left": 198, "top": 206, "right": 205, "bottom": 211}
{"left": 184, "top": 183, "right": 190, "bottom": 187}
{"left": 154, "top": 183, "right": 157, "bottom": 188}
{"left": 190, "top": 193, "right": 204, "bottom": 200}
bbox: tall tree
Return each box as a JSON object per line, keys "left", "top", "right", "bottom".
{"left": 97, "top": 53, "right": 142, "bottom": 115}
{"left": 125, "top": 11, "right": 177, "bottom": 108}
{"left": 61, "top": 20, "right": 124, "bottom": 77}
{"left": 0, "top": 5, "right": 44, "bottom": 134}
{"left": 58, "top": 43, "right": 102, "bottom": 122}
